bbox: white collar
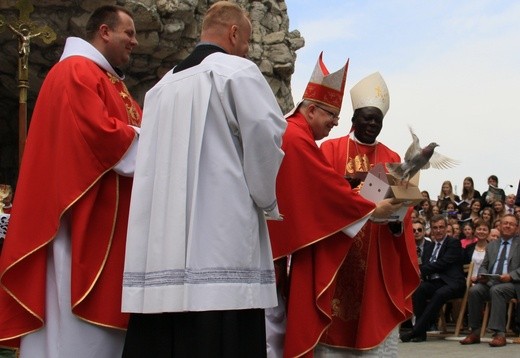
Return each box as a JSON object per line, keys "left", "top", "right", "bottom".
{"left": 349, "top": 132, "right": 378, "bottom": 146}
{"left": 59, "top": 37, "right": 124, "bottom": 80}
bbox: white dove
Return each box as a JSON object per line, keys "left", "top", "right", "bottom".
{"left": 386, "top": 126, "right": 459, "bottom": 185}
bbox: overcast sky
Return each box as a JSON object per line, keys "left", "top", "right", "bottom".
{"left": 284, "top": 0, "right": 520, "bottom": 198}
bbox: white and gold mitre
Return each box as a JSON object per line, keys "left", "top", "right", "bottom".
{"left": 350, "top": 72, "right": 389, "bottom": 116}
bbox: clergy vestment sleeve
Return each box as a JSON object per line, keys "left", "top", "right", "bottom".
{"left": 342, "top": 219, "right": 367, "bottom": 237}
{"left": 113, "top": 133, "right": 139, "bottom": 177}
{"left": 225, "top": 64, "right": 286, "bottom": 213}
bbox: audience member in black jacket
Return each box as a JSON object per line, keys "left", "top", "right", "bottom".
{"left": 401, "top": 214, "right": 465, "bottom": 343}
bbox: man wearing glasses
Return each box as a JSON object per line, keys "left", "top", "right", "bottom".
{"left": 401, "top": 219, "right": 434, "bottom": 332}
{"left": 401, "top": 214, "right": 465, "bottom": 343}
{"left": 413, "top": 219, "right": 433, "bottom": 265}
{"left": 460, "top": 214, "right": 520, "bottom": 347}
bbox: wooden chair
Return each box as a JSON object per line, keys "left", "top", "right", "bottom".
{"left": 480, "top": 298, "right": 518, "bottom": 337}
{"left": 438, "top": 261, "right": 474, "bottom": 335}
{"left": 506, "top": 299, "right": 518, "bottom": 333}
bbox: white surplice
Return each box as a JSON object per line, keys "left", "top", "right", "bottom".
{"left": 122, "top": 52, "right": 286, "bottom": 313}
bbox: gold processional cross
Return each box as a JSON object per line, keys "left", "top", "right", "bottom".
{"left": 0, "top": 0, "right": 56, "bottom": 167}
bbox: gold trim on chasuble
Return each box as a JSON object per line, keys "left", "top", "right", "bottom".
{"left": 344, "top": 137, "right": 378, "bottom": 191}
{"left": 71, "top": 175, "right": 123, "bottom": 330}
{"left": 0, "top": 167, "right": 122, "bottom": 337}
{"left": 106, "top": 71, "right": 141, "bottom": 126}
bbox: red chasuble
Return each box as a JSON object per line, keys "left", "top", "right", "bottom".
{"left": 0, "top": 56, "right": 141, "bottom": 345}
{"left": 319, "top": 135, "right": 420, "bottom": 349}
{"left": 268, "top": 114, "right": 375, "bottom": 358}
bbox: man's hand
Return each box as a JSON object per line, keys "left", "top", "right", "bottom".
{"left": 477, "top": 275, "right": 489, "bottom": 284}
{"left": 500, "top": 274, "right": 512, "bottom": 283}
{"left": 372, "top": 198, "right": 403, "bottom": 219}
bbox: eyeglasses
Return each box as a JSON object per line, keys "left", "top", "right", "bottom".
{"left": 413, "top": 228, "right": 423, "bottom": 233}
{"left": 314, "top": 105, "right": 339, "bottom": 121}
{"left": 431, "top": 226, "right": 446, "bottom": 231}
{"left": 502, "top": 221, "right": 518, "bottom": 227}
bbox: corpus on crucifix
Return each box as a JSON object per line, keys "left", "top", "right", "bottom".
{"left": 0, "top": 0, "right": 56, "bottom": 166}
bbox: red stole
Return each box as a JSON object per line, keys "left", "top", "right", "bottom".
{"left": 0, "top": 58, "right": 141, "bottom": 346}
{"left": 319, "top": 135, "right": 420, "bottom": 349}
{"left": 268, "top": 114, "right": 375, "bottom": 357}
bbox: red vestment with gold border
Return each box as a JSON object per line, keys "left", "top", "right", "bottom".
{"left": 268, "top": 114, "right": 376, "bottom": 358}
{"left": 319, "top": 135, "right": 420, "bottom": 350}
{"left": 0, "top": 56, "right": 141, "bottom": 346}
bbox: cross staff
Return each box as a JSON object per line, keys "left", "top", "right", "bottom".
{"left": 0, "top": 0, "right": 56, "bottom": 168}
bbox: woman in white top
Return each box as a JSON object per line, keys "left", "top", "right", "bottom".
{"left": 463, "top": 218, "right": 491, "bottom": 282}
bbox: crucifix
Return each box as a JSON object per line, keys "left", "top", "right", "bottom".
{"left": 0, "top": 0, "right": 56, "bottom": 167}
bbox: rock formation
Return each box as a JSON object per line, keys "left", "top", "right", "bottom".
{"left": 0, "top": 0, "right": 304, "bottom": 185}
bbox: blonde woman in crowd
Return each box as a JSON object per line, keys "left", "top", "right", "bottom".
{"left": 437, "top": 180, "right": 460, "bottom": 211}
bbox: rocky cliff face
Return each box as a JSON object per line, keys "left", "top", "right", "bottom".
{"left": 0, "top": 0, "right": 304, "bottom": 185}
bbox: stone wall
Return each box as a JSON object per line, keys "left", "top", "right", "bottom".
{"left": 0, "top": 0, "right": 304, "bottom": 186}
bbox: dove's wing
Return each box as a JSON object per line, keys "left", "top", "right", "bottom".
{"left": 421, "top": 160, "right": 431, "bottom": 170}
{"left": 404, "top": 126, "right": 421, "bottom": 161}
{"left": 429, "top": 151, "right": 459, "bottom": 169}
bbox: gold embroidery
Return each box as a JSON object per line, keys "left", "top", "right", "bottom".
{"left": 344, "top": 137, "right": 378, "bottom": 190}
{"left": 105, "top": 71, "right": 141, "bottom": 126}
{"left": 106, "top": 71, "right": 119, "bottom": 84}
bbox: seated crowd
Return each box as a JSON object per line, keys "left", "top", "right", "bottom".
{"left": 403, "top": 175, "right": 520, "bottom": 348}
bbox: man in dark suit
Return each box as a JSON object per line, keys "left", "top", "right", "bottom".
{"left": 413, "top": 218, "right": 434, "bottom": 266}
{"left": 401, "top": 218, "right": 434, "bottom": 332}
{"left": 401, "top": 214, "right": 465, "bottom": 342}
{"left": 460, "top": 214, "right": 520, "bottom": 347}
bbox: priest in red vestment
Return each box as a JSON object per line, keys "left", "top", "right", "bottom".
{"left": 318, "top": 72, "right": 420, "bottom": 354}
{"left": 0, "top": 6, "right": 141, "bottom": 357}
{"left": 266, "top": 54, "right": 403, "bottom": 358}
